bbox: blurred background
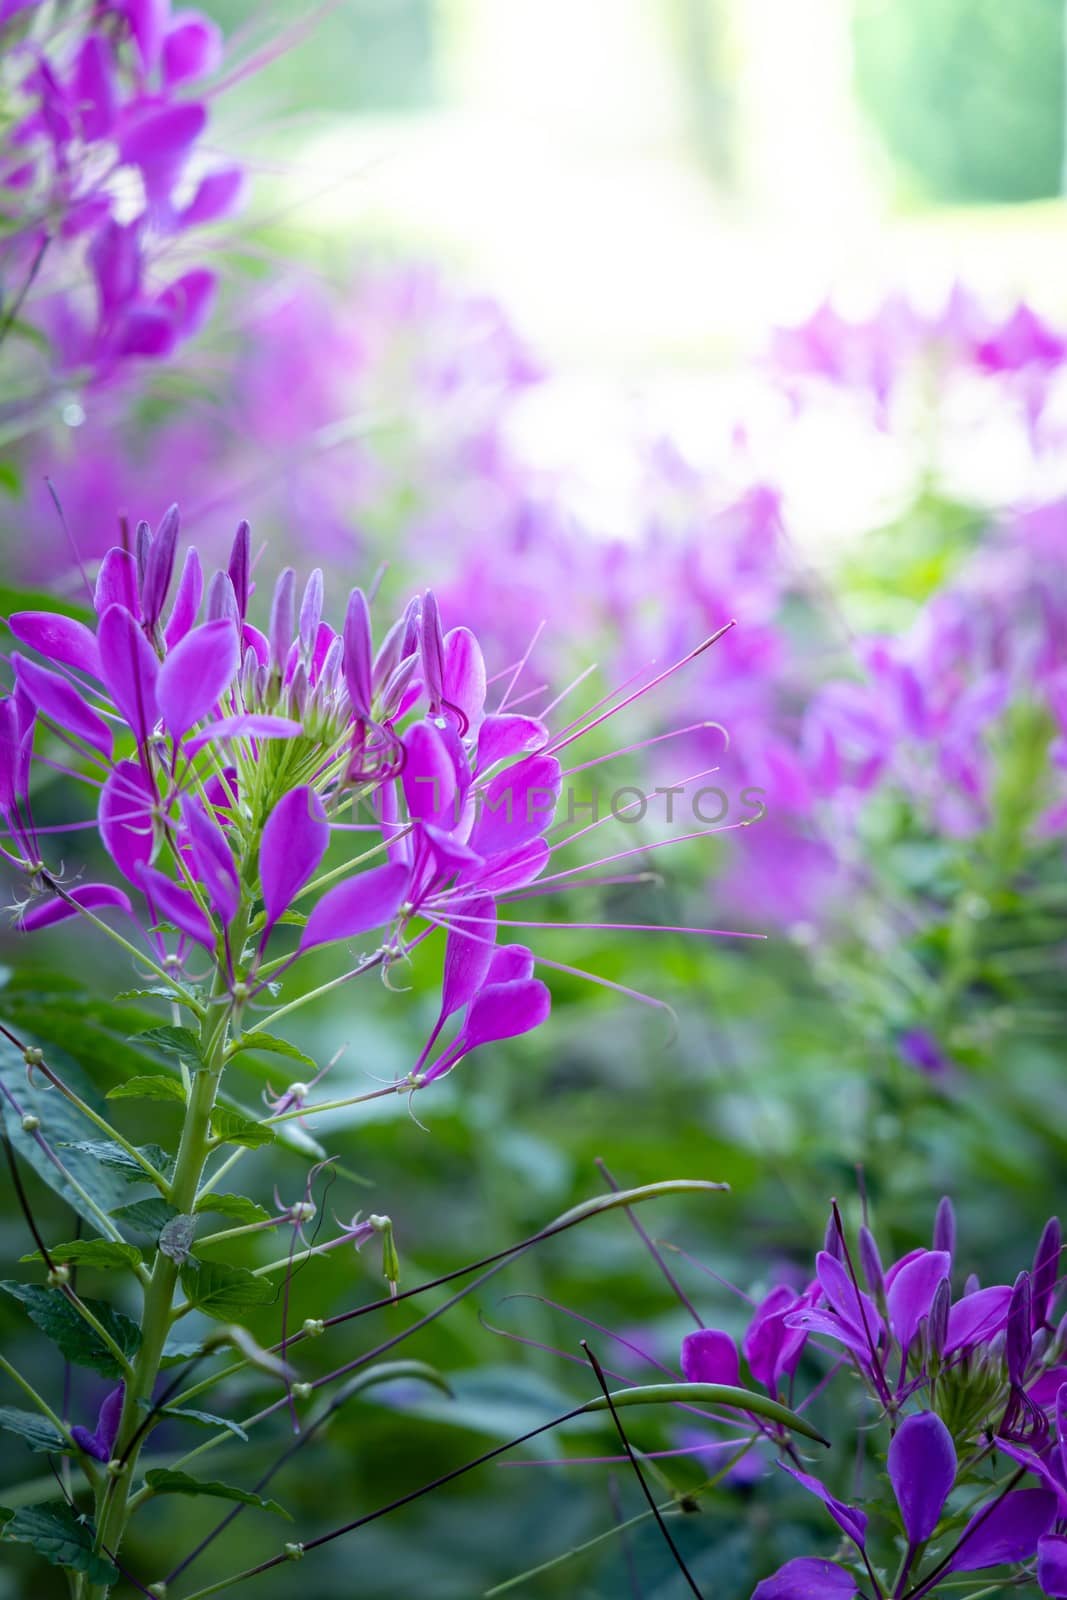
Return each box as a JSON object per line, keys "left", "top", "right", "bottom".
{"left": 3, "top": 2, "right": 1067, "bottom": 1595}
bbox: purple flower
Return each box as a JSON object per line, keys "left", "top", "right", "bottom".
{"left": 887, "top": 1411, "right": 956, "bottom": 1544}
{"left": 70, "top": 1384, "right": 124, "bottom": 1462}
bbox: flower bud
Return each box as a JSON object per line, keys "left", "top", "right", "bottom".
{"left": 858, "top": 1225, "right": 884, "bottom": 1297}
{"left": 206, "top": 569, "right": 239, "bottom": 626}
{"left": 343, "top": 588, "right": 373, "bottom": 721}
{"left": 284, "top": 1543, "right": 305, "bottom": 1561}
{"left": 928, "top": 1276, "right": 950, "bottom": 1359}
{"left": 142, "top": 503, "right": 180, "bottom": 628}
{"left": 47, "top": 1264, "right": 70, "bottom": 1288}
{"left": 1032, "top": 1217, "right": 1062, "bottom": 1330}
{"left": 291, "top": 1382, "right": 312, "bottom": 1400}
{"left": 22, "top": 1046, "right": 43, "bottom": 1068}
{"left": 227, "top": 520, "right": 250, "bottom": 619}
{"left": 299, "top": 570, "right": 323, "bottom": 656}
{"left": 1006, "top": 1271, "right": 1033, "bottom": 1387}
{"left": 823, "top": 1208, "right": 844, "bottom": 1262}
{"left": 269, "top": 568, "right": 295, "bottom": 675}
{"left": 20, "top": 1113, "right": 40, "bottom": 1132}
{"left": 301, "top": 1318, "right": 325, "bottom": 1338}
{"left": 933, "top": 1196, "right": 956, "bottom": 1258}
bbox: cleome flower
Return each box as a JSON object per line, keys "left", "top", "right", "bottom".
{"left": 1, "top": 505, "right": 744, "bottom": 1100}
{"left": 679, "top": 1199, "right": 1067, "bottom": 1598}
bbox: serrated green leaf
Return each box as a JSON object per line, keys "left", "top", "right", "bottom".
{"left": 111, "top": 1199, "right": 180, "bottom": 1240}
{"left": 106, "top": 1075, "right": 186, "bottom": 1105}
{"left": 138, "top": 1401, "right": 248, "bottom": 1441}
{"left": 193, "top": 1193, "right": 271, "bottom": 1224}
{"left": 230, "top": 1032, "right": 316, "bottom": 1071}
{"left": 0, "top": 1282, "right": 140, "bottom": 1377}
{"left": 0, "top": 1503, "right": 118, "bottom": 1584}
{"left": 134, "top": 1026, "right": 204, "bottom": 1066}
{"left": 209, "top": 1106, "right": 275, "bottom": 1149}
{"left": 19, "top": 1240, "right": 142, "bottom": 1272}
{"left": 158, "top": 1214, "right": 196, "bottom": 1264}
{"left": 179, "top": 1260, "right": 274, "bottom": 1319}
{"left": 142, "top": 1470, "right": 288, "bottom": 1517}
{"left": 0, "top": 1407, "right": 71, "bottom": 1455}
{"left": 60, "top": 1140, "right": 173, "bottom": 1188}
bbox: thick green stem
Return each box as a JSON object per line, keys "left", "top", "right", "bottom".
{"left": 88, "top": 919, "right": 246, "bottom": 1596}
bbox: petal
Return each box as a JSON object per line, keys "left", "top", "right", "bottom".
{"left": 155, "top": 269, "right": 215, "bottom": 340}
{"left": 11, "top": 654, "right": 112, "bottom": 756}
{"left": 945, "top": 1285, "right": 1013, "bottom": 1354}
{"left": 887, "top": 1251, "right": 952, "bottom": 1356}
{"left": 469, "top": 753, "right": 561, "bottom": 858}
{"left": 299, "top": 862, "right": 409, "bottom": 952}
{"left": 888, "top": 1411, "right": 956, "bottom": 1544}
{"left": 260, "top": 788, "right": 329, "bottom": 934}
{"left": 98, "top": 603, "right": 159, "bottom": 746}
{"left": 779, "top": 1464, "right": 867, "bottom": 1550}
{"left": 949, "top": 1489, "right": 1057, "bottom": 1572}
{"left": 475, "top": 713, "right": 549, "bottom": 772}
{"left": 343, "top": 588, "right": 373, "bottom": 719}
{"left": 162, "top": 12, "right": 223, "bottom": 85}
{"left": 141, "top": 503, "right": 180, "bottom": 628}
{"left": 440, "top": 896, "right": 496, "bottom": 1020}
{"left": 163, "top": 546, "right": 204, "bottom": 649}
{"left": 486, "top": 943, "right": 535, "bottom": 984}
{"left": 95, "top": 1383, "right": 125, "bottom": 1457}
{"left": 1038, "top": 1534, "right": 1067, "bottom": 1598}
{"left": 681, "top": 1329, "right": 740, "bottom": 1389}
{"left": 21, "top": 884, "right": 131, "bottom": 932}
{"left": 8, "top": 611, "right": 101, "bottom": 678}
{"left": 178, "top": 166, "right": 243, "bottom": 226}
{"left": 99, "top": 759, "right": 156, "bottom": 883}
{"left": 94, "top": 548, "right": 140, "bottom": 617}
{"left": 185, "top": 714, "right": 301, "bottom": 754}
{"left": 158, "top": 618, "right": 239, "bottom": 742}
{"left": 178, "top": 794, "right": 239, "bottom": 925}
{"left": 137, "top": 864, "right": 214, "bottom": 950}
{"left": 752, "top": 1557, "right": 858, "bottom": 1599}
{"left": 420, "top": 591, "right": 445, "bottom": 711}
{"left": 227, "top": 522, "right": 250, "bottom": 619}
{"left": 403, "top": 720, "right": 457, "bottom": 828}
{"left": 464, "top": 977, "right": 551, "bottom": 1050}
{"left": 442, "top": 626, "right": 486, "bottom": 730}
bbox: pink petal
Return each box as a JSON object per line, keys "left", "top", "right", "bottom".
{"left": 21, "top": 883, "right": 131, "bottom": 932}
{"left": 158, "top": 618, "right": 239, "bottom": 742}
{"left": 162, "top": 12, "right": 223, "bottom": 85}
{"left": 681, "top": 1328, "right": 740, "bottom": 1388}
{"left": 300, "top": 862, "right": 409, "bottom": 952}
{"left": 137, "top": 863, "right": 214, "bottom": 950}
{"left": 260, "top": 787, "right": 329, "bottom": 934}
{"left": 8, "top": 611, "right": 101, "bottom": 678}
{"left": 11, "top": 654, "right": 112, "bottom": 757}
{"left": 185, "top": 713, "right": 301, "bottom": 754}
{"left": 163, "top": 546, "right": 204, "bottom": 648}
{"left": 97, "top": 603, "right": 159, "bottom": 746}
{"left": 99, "top": 759, "right": 156, "bottom": 882}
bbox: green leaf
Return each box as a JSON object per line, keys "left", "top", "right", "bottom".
{"left": 0, "top": 1282, "right": 140, "bottom": 1377}
{"left": 0, "top": 1031, "right": 130, "bottom": 1228}
{"left": 179, "top": 1261, "right": 275, "bottom": 1320}
{"left": 209, "top": 1106, "right": 275, "bottom": 1149}
{"left": 133, "top": 1025, "right": 204, "bottom": 1067}
{"left": 230, "top": 1032, "right": 316, "bottom": 1071}
{"left": 138, "top": 1402, "right": 248, "bottom": 1441}
{"left": 158, "top": 1214, "right": 196, "bottom": 1265}
{"left": 579, "top": 1382, "right": 828, "bottom": 1445}
{"left": 160, "top": 1335, "right": 204, "bottom": 1368}
{"left": 193, "top": 1193, "right": 271, "bottom": 1224}
{"left": 107, "top": 1075, "right": 186, "bottom": 1105}
{"left": 0, "top": 1503, "right": 118, "bottom": 1585}
{"left": 19, "top": 1240, "right": 142, "bottom": 1272}
{"left": 60, "top": 1140, "right": 173, "bottom": 1188}
{"left": 0, "top": 974, "right": 184, "bottom": 1084}
{"left": 142, "top": 1470, "right": 289, "bottom": 1517}
{"left": 111, "top": 1199, "right": 180, "bottom": 1240}
{"left": 116, "top": 985, "right": 195, "bottom": 1004}
{"left": 0, "top": 1406, "right": 71, "bottom": 1455}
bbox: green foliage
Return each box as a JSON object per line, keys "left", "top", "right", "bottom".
{"left": 229, "top": 1030, "right": 317, "bottom": 1070}
{"left": 143, "top": 1469, "right": 289, "bottom": 1517}
{"left": 853, "top": 0, "right": 1064, "bottom": 202}
{"left": 133, "top": 1025, "right": 204, "bottom": 1068}
{"left": 0, "top": 1282, "right": 140, "bottom": 1376}
{"left": 179, "top": 1259, "right": 276, "bottom": 1319}
{"left": 140, "top": 1401, "right": 249, "bottom": 1440}
{"left": 19, "top": 1239, "right": 143, "bottom": 1272}
{"left": 107, "top": 1075, "right": 187, "bottom": 1105}
{"left": 193, "top": 1192, "right": 271, "bottom": 1224}
{"left": 0, "top": 1407, "right": 71, "bottom": 1454}
{"left": 0, "top": 1503, "right": 118, "bottom": 1585}
{"left": 110, "top": 1198, "right": 180, "bottom": 1239}
{"left": 209, "top": 1105, "right": 276, "bottom": 1149}
{"left": 60, "top": 1139, "right": 173, "bottom": 1189}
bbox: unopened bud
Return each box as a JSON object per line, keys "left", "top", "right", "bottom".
{"left": 147, "top": 1584, "right": 167, "bottom": 1599}
{"left": 928, "top": 1276, "right": 951, "bottom": 1359}
{"left": 47, "top": 1265, "right": 70, "bottom": 1288}
{"left": 231, "top": 980, "right": 249, "bottom": 1005}
{"left": 22, "top": 1047, "right": 43, "bottom": 1068}
{"left": 106, "top": 1457, "right": 125, "bottom": 1477}
{"left": 858, "top": 1226, "right": 884, "bottom": 1298}
{"left": 288, "top": 1082, "right": 309, "bottom": 1102}
{"left": 933, "top": 1196, "right": 957, "bottom": 1257}
{"left": 370, "top": 1215, "right": 400, "bottom": 1294}
{"left": 289, "top": 1202, "right": 315, "bottom": 1225}
{"left": 20, "top": 1113, "right": 40, "bottom": 1133}
{"left": 284, "top": 1543, "right": 305, "bottom": 1562}
{"left": 302, "top": 1318, "right": 325, "bottom": 1338}
{"left": 291, "top": 1382, "right": 312, "bottom": 1401}
{"left": 1006, "top": 1271, "right": 1033, "bottom": 1387}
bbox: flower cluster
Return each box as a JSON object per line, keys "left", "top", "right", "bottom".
{"left": 1, "top": 508, "right": 737, "bottom": 1097}
{"left": 1, "top": 0, "right": 241, "bottom": 386}
{"left": 681, "top": 1200, "right": 1067, "bottom": 1598}
{"left": 770, "top": 286, "right": 1067, "bottom": 439}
